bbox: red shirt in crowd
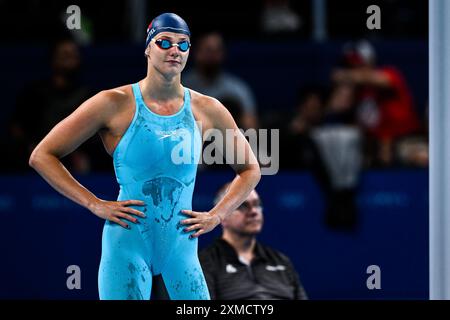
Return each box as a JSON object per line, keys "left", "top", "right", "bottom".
{"left": 358, "top": 66, "right": 421, "bottom": 141}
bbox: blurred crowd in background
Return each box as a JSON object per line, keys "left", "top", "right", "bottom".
{"left": 0, "top": 1, "right": 428, "bottom": 225}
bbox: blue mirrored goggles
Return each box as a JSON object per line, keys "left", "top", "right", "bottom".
{"left": 152, "top": 38, "right": 191, "bottom": 52}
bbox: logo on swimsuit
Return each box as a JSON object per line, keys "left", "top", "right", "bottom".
{"left": 157, "top": 129, "right": 184, "bottom": 140}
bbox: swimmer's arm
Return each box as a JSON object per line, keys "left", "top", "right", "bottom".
{"left": 29, "top": 90, "right": 116, "bottom": 210}
{"left": 30, "top": 90, "right": 147, "bottom": 228}
{"left": 205, "top": 98, "right": 261, "bottom": 222}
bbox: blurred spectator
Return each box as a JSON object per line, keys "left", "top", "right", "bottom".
{"left": 393, "top": 102, "right": 428, "bottom": 167}
{"left": 183, "top": 31, "right": 259, "bottom": 129}
{"left": 288, "top": 86, "right": 324, "bottom": 135}
{"left": 282, "top": 84, "right": 363, "bottom": 229}
{"left": 394, "top": 134, "right": 428, "bottom": 167}
{"left": 280, "top": 86, "right": 329, "bottom": 187}
{"left": 322, "top": 83, "right": 357, "bottom": 125}
{"left": 199, "top": 183, "right": 308, "bottom": 300}
{"left": 311, "top": 83, "right": 363, "bottom": 229}
{"left": 260, "top": 0, "right": 302, "bottom": 35}
{"left": 219, "top": 98, "right": 245, "bottom": 129}
{"left": 5, "top": 38, "right": 110, "bottom": 173}
{"left": 332, "top": 40, "right": 422, "bottom": 166}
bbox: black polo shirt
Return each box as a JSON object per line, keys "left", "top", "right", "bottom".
{"left": 199, "top": 238, "right": 308, "bottom": 300}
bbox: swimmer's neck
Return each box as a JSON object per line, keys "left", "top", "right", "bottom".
{"left": 141, "top": 67, "right": 184, "bottom": 101}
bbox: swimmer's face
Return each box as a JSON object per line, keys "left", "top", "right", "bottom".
{"left": 145, "top": 32, "right": 190, "bottom": 76}
{"left": 223, "top": 190, "right": 264, "bottom": 236}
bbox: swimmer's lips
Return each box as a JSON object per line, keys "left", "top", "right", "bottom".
{"left": 166, "top": 60, "right": 181, "bottom": 65}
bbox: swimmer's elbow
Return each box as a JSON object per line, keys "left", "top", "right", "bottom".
{"left": 28, "top": 147, "right": 41, "bottom": 169}
{"left": 234, "top": 163, "right": 261, "bottom": 186}
{"left": 253, "top": 166, "right": 262, "bottom": 184}
{"left": 247, "top": 164, "right": 261, "bottom": 186}
{"left": 29, "top": 145, "right": 49, "bottom": 169}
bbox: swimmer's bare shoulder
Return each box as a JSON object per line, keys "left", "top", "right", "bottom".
{"left": 29, "top": 83, "right": 146, "bottom": 229}
{"left": 96, "top": 85, "right": 137, "bottom": 155}
{"left": 31, "top": 84, "right": 134, "bottom": 159}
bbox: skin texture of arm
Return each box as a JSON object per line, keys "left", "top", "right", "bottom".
{"left": 29, "top": 88, "right": 146, "bottom": 229}
{"left": 181, "top": 95, "right": 261, "bottom": 238}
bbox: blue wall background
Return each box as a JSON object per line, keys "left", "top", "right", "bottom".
{"left": 0, "top": 169, "right": 428, "bottom": 299}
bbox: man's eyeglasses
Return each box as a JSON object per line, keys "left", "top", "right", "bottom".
{"left": 237, "top": 201, "right": 263, "bottom": 213}
{"left": 152, "top": 38, "right": 191, "bottom": 52}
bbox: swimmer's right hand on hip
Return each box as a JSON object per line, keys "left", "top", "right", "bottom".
{"left": 88, "top": 199, "right": 147, "bottom": 229}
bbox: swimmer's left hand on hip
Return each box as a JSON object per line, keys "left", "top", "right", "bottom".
{"left": 180, "top": 209, "right": 221, "bottom": 239}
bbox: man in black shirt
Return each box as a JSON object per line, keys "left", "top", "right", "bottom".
{"left": 199, "top": 184, "right": 308, "bottom": 300}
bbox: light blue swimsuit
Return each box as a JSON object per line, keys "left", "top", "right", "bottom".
{"left": 98, "top": 82, "right": 210, "bottom": 300}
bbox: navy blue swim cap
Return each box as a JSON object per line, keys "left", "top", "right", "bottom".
{"left": 145, "top": 13, "right": 191, "bottom": 48}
